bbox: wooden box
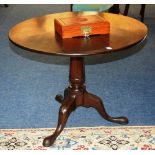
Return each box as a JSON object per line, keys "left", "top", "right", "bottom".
{"left": 54, "top": 15, "right": 110, "bottom": 38}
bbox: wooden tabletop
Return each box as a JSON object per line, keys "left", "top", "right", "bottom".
{"left": 9, "top": 12, "right": 148, "bottom": 56}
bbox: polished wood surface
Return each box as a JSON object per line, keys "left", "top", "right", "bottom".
{"left": 9, "top": 12, "right": 147, "bottom": 56}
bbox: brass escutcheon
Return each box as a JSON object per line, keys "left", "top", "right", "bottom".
{"left": 81, "top": 26, "right": 92, "bottom": 34}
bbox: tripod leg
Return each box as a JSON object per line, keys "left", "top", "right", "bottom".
{"left": 83, "top": 91, "right": 128, "bottom": 124}
{"left": 43, "top": 96, "right": 76, "bottom": 147}
{"left": 55, "top": 88, "right": 69, "bottom": 104}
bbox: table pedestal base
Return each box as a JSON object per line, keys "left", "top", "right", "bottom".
{"left": 43, "top": 57, "right": 128, "bottom": 147}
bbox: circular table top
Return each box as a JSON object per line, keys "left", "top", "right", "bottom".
{"left": 9, "top": 12, "right": 148, "bottom": 56}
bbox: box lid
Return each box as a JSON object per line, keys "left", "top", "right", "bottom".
{"left": 59, "top": 15, "right": 106, "bottom": 26}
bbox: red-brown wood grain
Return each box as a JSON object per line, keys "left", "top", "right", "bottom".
{"left": 54, "top": 15, "right": 110, "bottom": 38}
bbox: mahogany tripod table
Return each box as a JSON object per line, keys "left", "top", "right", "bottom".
{"left": 9, "top": 12, "right": 147, "bottom": 147}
